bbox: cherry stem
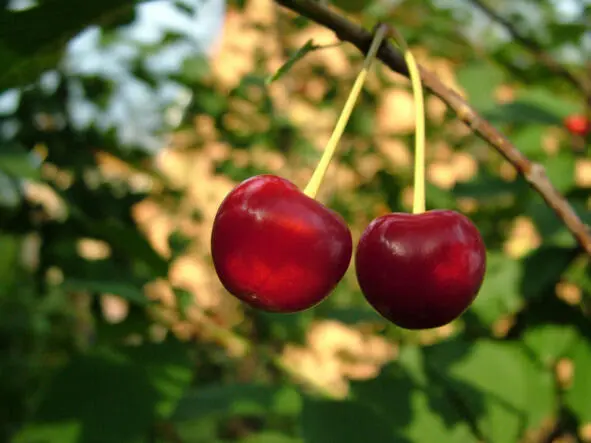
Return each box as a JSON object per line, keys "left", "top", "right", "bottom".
{"left": 303, "top": 24, "right": 388, "bottom": 199}
{"left": 388, "top": 28, "right": 426, "bottom": 214}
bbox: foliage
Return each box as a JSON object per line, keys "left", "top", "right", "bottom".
{"left": 1, "top": 0, "right": 590, "bottom": 442}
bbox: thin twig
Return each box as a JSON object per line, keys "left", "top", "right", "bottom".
{"left": 273, "top": 0, "right": 591, "bottom": 256}
{"left": 467, "top": 0, "right": 591, "bottom": 105}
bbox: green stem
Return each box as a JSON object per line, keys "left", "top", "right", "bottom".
{"left": 388, "top": 28, "right": 426, "bottom": 214}
{"left": 303, "top": 24, "right": 388, "bottom": 198}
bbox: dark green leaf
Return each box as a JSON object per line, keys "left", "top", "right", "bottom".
{"left": 173, "top": 384, "right": 302, "bottom": 422}
{"left": 520, "top": 246, "right": 576, "bottom": 300}
{"left": 12, "top": 338, "right": 192, "bottom": 443}
{"left": 301, "top": 398, "right": 399, "bottom": 443}
{"left": 61, "top": 278, "right": 149, "bottom": 305}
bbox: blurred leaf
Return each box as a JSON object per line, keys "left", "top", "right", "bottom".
{"left": 0, "top": 146, "right": 40, "bottom": 179}
{"left": 520, "top": 246, "right": 576, "bottom": 300}
{"left": 540, "top": 153, "right": 575, "bottom": 194}
{"left": 62, "top": 278, "right": 149, "bottom": 305}
{"left": 425, "top": 340, "right": 529, "bottom": 443}
{"left": 510, "top": 126, "right": 545, "bottom": 158}
{"left": 514, "top": 89, "right": 579, "bottom": 119}
{"left": 469, "top": 253, "right": 522, "bottom": 326}
{"left": 0, "top": 234, "right": 19, "bottom": 290}
{"left": 0, "top": 0, "right": 139, "bottom": 91}
{"left": 266, "top": 39, "right": 317, "bottom": 84}
{"left": 564, "top": 338, "right": 591, "bottom": 423}
{"left": 12, "top": 338, "right": 192, "bottom": 443}
{"left": 456, "top": 62, "right": 504, "bottom": 110}
{"left": 173, "top": 384, "right": 302, "bottom": 422}
{"left": 520, "top": 347, "right": 557, "bottom": 431}
{"left": 453, "top": 173, "right": 524, "bottom": 200}
{"left": 482, "top": 101, "right": 561, "bottom": 125}
{"left": 352, "top": 361, "right": 476, "bottom": 442}
{"left": 523, "top": 324, "right": 579, "bottom": 367}
{"left": 240, "top": 432, "right": 302, "bottom": 443}
{"left": 300, "top": 398, "right": 399, "bottom": 443}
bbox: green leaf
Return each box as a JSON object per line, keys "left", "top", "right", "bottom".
{"left": 523, "top": 324, "right": 579, "bottom": 367}
{"left": 300, "top": 398, "right": 399, "bottom": 443}
{"left": 12, "top": 338, "right": 192, "bottom": 443}
{"left": 482, "top": 101, "right": 561, "bottom": 125}
{"left": 425, "top": 340, "right": 530, "bottom": 443}
{"left": 540, "top": 153, "right": 576, "bottom": 194}
{"left": 469, "top": 253, "right": 522, "bottom": 326}
{"left": 266, "top": 40, "right": 317, "bottom": 84}
{"left": 514, "top": 89, "right": 579, "bottom": 120}
{"left": 520, "top": 246, "right": 575, "bottom": 300}
{"left": 173, "top": 384, "right": 302, "bottom": 422}
{"left": 456, "top": 62, "right": 504, "bottom": 110}
{"left": 510, "top": 126, "right": 546, "bottom": 158}
{"left": 0, "top": 0, "right": 139, "bottom": 91}
{"left": 452, "top": 173, "right": 524, "bottom": 200}
{"left": 61, "top": 278, "right": 149, "bottom": 305}
{"left": 0, "top": 147, "right": 40, "bottom": 179}
{"left": 520, "top": 346, "right": 557, "bottom": 431}
{"left": 564, "top": 338, "right": 591, "bottom": 423}
{"left": 351, "top": 360, "right": 477, "bottom": 442}
{"left": 240, "top": 432, "right": 302, "bottom": 443}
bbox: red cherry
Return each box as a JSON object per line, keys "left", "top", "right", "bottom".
{"left": 564, "top": 114, "right": 591, "bottom": 136}
{"left": 355, "top": 210, "right": 486, "bottom": 329}
{"left": 211, "top": 174, "right": 353, "bottom": 313}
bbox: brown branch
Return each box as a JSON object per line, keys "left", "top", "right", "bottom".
{"left": 274, "top": 0, "right": 591, "bottom": 256}
{"left": 467, "top": 0, "right": 591, "bottom": 105}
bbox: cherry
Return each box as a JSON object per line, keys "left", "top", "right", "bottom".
{"left": 355, "top": 209, "right": 486, "bottom": 329}
{"left": 564, "top": 114, "right": 590, "bottom": 137}
{"left": 211, "top": 174, "right": 353, "bottom": 313}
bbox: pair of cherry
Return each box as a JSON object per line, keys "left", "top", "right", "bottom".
{"left": 210, "top": 174, "right": 486, "bottom": 330}
{"left": 210, "top": 25, "right": 486, "bottom": 330}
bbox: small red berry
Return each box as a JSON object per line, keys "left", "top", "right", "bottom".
{"left": 564, "top": 114, "right": 591, "bottom": 136}
{"left": 211, "top": 175, "right": 352, "bottom": 313}
{"left": 355, "top": 210, "right": 486, "bottom": 329}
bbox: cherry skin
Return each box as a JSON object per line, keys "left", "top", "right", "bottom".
{"left": 564, "top": 114, "right": 590, "bottom": 137}
{"left": 211, "top": 174, "right": 352, "bottom": 313}
{"left": 355, "top": 210, "right": 486, "bottom": 329}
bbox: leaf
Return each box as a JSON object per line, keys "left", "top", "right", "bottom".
{"left": 173, "top": 384, "right": 302, "bottom": 422}
{"left": 564, "top": 338, "right": 591, "bottom": 423}
{"left": 425, "top": 340, "right": 530, "bottom": 443}
{"left": 456, "top": 62, "right": 504, "bottom": 110}
{"left": 469, "top": 253, "right": 522, "bottom": 326}
{"left": 0, "top": 145, "right": 40, "bottom": 179}
{"left": 61, "top": 278, "right": 149, "bottom": 305}
{"left": 266, "top": 40, "right": 317, "bottom": 84}
{"left": 510, "top": 126, "right": 546, "bottom": 158}
{"left": 520, "top": 347, "right": 557, "bottom": 431}
{"left": 482, "top": 101, "right": 561, "bottom": 125}
{"left": 520, "top": 245, "right": 575, "bottom": 300}
{"left": 351, "top": 359, "right": 476, "bottom": 443}
{"left": 0, "top": 0, "right": 139, "bottom": 91}
{"left": 452, "top": 173, "right": 525, "bottom": 200}
{"left": 300, "top": 398, "right": 400, "bottom": 443}
{"left": 12, "top": 338, "right": 192, "bottom": 443}
{"left": 514, "top": 88, "right": 579, "bottom": 120}
{"left": 540, "top": 153, "right": 576, "bottom": 194}
{"left": 523, "top": 324, "right": 579, "bottom": 367}
{"left": 240, "top": 432, "right": 302, "bottom": 443}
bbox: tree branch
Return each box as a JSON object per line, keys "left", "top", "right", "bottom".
{"left": 467, "top": 0, "right": 591, "bottom": 105}
{"left": 274, "top": 0, "right": 591, "bottom": 256}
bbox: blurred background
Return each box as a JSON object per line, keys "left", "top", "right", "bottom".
{"left": 1, "top": 0, "right": 591, "bottom": 442}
